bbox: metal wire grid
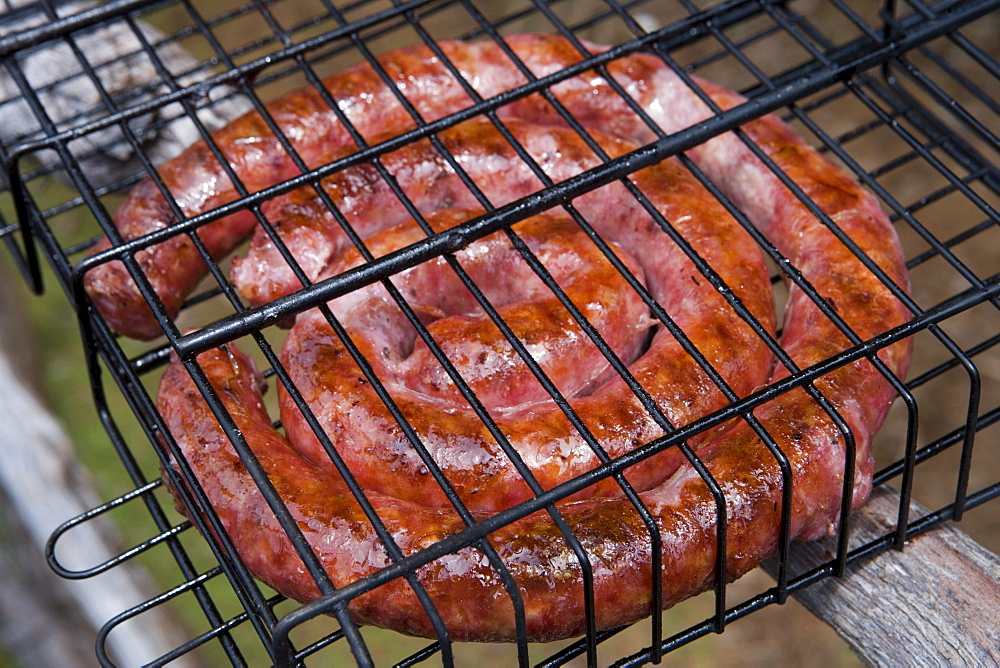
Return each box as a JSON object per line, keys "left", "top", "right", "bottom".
{"left": 0, "top": 0, "right": 997, "bottom": 665}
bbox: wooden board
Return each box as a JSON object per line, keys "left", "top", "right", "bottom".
{"left": 764, "top": 485, "right": 1000, "bottom": 665}
{"left": 0, "top": 267, "right": 199, "bottom": 667}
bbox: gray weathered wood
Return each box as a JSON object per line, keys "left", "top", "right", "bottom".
{"left": 0, "top": 485, "right": 98, "bottom": 667}
{"left": 0, "top": 1, "right": 250, "bottom": 660}
{"left": 0, "top": 269, "right": 198, "bottom": 667}
{"left": 763, "top": 485, "right": 1000, "bottom": 666}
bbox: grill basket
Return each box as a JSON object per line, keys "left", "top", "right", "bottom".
{"left": 0, "top": 0, "right": 998, "bottom": 665}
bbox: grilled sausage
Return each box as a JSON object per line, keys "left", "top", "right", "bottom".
{"left": 150, "top": 33, "right": 911, "bottom": 641}
{"left": 268, "top": 119, "right": 775, "bottom": 513}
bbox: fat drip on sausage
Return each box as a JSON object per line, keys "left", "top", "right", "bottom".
{"left": 144, "top": 34, "right": 913, "bottom": 642}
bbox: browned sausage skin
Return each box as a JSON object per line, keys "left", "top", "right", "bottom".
{"left": 270, "top": 119, "right": 776, "bottom": 513}
{"left": 148, "top": 33, "right": 911, "bottom": 642}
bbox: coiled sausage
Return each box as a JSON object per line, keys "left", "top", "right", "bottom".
{"left": 147, "top": 34, "right": 910, "bottom": 641}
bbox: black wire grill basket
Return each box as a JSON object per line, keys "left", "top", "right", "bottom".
{"left": 0, "top": 0, "right": 997, "bottom": 665}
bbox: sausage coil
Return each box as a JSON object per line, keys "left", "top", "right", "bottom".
{"left": 142, "top": 34, "right": 912, "bottom": 642}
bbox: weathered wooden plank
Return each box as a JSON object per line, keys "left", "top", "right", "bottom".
{"left": 764, "top": 485, "right": 1000, "bottom": 665}
{"left": 0, "top": 268, "right": 198, "bottom": 667}
{"left": 0, "top": 485, "right": 98, "bottom": 667}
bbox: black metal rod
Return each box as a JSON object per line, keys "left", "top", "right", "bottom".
{"left": 11, "top": 0, "right": 997, "bottom": 664}
{"left": 0, "top": 0, "right": 164, "bottom": 57}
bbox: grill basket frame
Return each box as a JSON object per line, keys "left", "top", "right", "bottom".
{"left": 0, "top": 0, "right": 997, "bottom": 665}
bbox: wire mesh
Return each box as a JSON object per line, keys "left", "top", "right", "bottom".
{"left": 0, "top": 0, "right": 997, "bottom": 666}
